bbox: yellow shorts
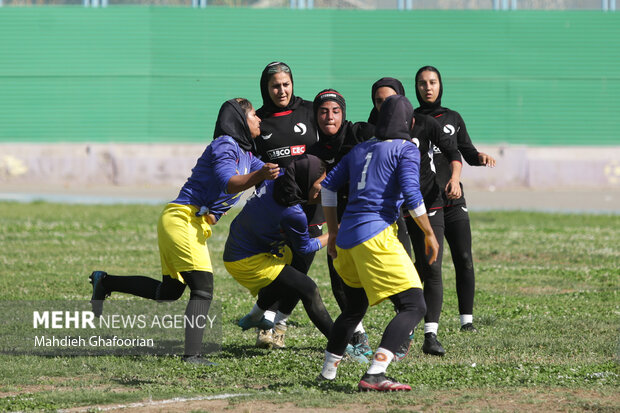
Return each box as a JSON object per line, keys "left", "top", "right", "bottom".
{"left": 333, "top": 223, "right": 422, "bottom": 306}
{"left": 157, "top": 203, "right": 213, "bottom": 284}
{"left": 224, "top": 246, "right": 293, "bottom": 297}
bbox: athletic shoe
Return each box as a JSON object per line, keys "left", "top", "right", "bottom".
{"left": 394, "top": 332, "right": 415, "bottom": 362}
{"left": 460, "top": 323, "right": 477, "bottom": 332}
{"left": 237, "top": 314, "right": 274, "bottom": 331}
{"left": 271, "top": 324, "right": 287, "bottom": 349}
{"left": 422, "top": 332, "right": 446, "bottom": 356}
{"left": 344, "top": 344, "right": 369, "bottom": 364}
{"left": 317, "top": 373, "right": 333, "bottom": 382}
{"left": 255, "top": 328, "right": 273, "bottom": 349}
{"left": 349, "top": 331, "right": 372, "bottom": 357}
{"left": 183, "top": 355, "right": 217, "bottom": 366}
{"left": 89, "top": 270, "right": 109, "bottom": 317}
{"left": 358, "top": 373, "right": 411, "bottom": 392}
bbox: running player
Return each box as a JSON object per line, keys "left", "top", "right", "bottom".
{"left": 414, "top": 65, "right": 496, "bottom": 334}
{"left": 224, "top": 154, "right": 333, "bottom": 342}
{"left": 318, "top": 95, "right": 439, "bottom": 391}
{"left": 88, "top": 98, "right": 279, "bottom": 365}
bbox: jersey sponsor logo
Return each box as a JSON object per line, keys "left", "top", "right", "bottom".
{"left": 432, "top": 144, "right": 442, "bottom": 154}
{"left": 294, "top": 122, "right": 307, "bottom": 135}
{"left": 443, "top": 124, "right": 456, "bottom": 135}
{"left": 261, "top": 133, "right": 273, "bottom": 140}
{"left": 266, "top": 145, "right": 306, "bottom": 159}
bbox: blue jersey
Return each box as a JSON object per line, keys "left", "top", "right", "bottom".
{"left": 172, "top": 136, "right": 264, "bottom": 221}
{"left": 322, "top": 137, "right": 424, "bottom": 249}
{"left": 223, "top": 180, "right": 322, "bottom": 262}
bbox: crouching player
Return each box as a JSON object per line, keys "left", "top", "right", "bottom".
{"left": 224, "top": 154, "right": 333, "bottom": 342}
{"left": 318, "top": 95, "right": 439, "bottom": 391}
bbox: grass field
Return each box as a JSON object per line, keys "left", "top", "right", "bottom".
{"left": 0, "top": 201, "right": 618, "bottom": 412}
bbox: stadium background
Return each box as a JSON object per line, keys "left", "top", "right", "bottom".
{"left": 0, "top": 3, "right": 619, "bottom": 192}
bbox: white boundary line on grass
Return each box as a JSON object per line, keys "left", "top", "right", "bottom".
{"left": 57, "top": 393, "right": 251, "bottom": 412}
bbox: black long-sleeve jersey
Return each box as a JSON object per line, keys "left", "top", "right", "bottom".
{"left": 308, "top": 120, "right": 374, "bottom": 219}
{"left": 428, "top": 109, "right": 480, "bottom": 207}
{"left": 255, "top": 100, "right": 319, "bottom": 168}
{"left": 410, "top": 113, "right": 462, "bottom": 209}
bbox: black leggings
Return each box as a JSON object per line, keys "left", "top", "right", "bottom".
{"left": 257, "top": 265, "right": 333, "bottom": 338}
{"left": 406, "top": 209, "right": 445, "bottom": 324}
{"left": 102, "top": 270, "right": 214, "bottom": 356}
{"left": 326, "top": 286, "right": 426, "bottom": 356}
{"left": 444, "top": 206, "right": 475, "bottom": 315}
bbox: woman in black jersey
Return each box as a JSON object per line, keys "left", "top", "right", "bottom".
{"left": 251, "top": 62, "right": 322, "bottom": 349}
{"left": 308, "top": 89, "right": 375, "bottom": 359}
{"left": 414, "top": 65, "right": 496, "bottom": 337}
{"left": 368, "top": 77, "right": 463, "bottom": 358}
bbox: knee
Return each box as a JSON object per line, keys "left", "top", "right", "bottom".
{"left": 393, "top": 288, "right": 426, "bottom": 318}
{"left": 457, "top": 252, "right": 474, "bottom": 271}
{"left": 156, "top": 285, "right": 185, "bottom": 302}
{"left": 189, "top": 289, "right": 212, "bottom": 301}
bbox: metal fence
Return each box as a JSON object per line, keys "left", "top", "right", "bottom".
{"left": 0, "top": 0, "right": 616, "bottom": 9}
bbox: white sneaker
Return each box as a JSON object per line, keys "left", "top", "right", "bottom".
{"left": 272, "top": 324, "right": 287, "bottom": 349}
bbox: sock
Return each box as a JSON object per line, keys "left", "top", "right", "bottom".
{"left": 321, "top": 351, "right": 343, "bottom": 380}
{"left": 366, "top": 347, "right": 394, "bottom": 375}
{"left": 424, "top": 322, "right": 439, "bottom": 335}
{"left": 274, "top": 311, "right": 289, "bottom": 326}
{"left": 263, "top": 310, "right": 276, "bottom": 323}
{"left": 184, "top": 297, "right": 212, "bottom": 356}
{"left": 460, "top": 314, "right": 473, "bottom": 326}
{"left": 354, "top": 322, "right": 365, "bottom": 334}
{"left": 248, "top": 303, "right": 265, "bottom": 322}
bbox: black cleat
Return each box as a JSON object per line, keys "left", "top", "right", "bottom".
{"left": 460, "top": 323, "right": 477, "bottom": 332}
{"left": 183, "top": 355, "right": 217, "bottom": 366}
{"left": 89, "top": 271, "right": 109, "bottom": 317}
{"left": 422, "top": 332, "right": 446, "bottom": 356}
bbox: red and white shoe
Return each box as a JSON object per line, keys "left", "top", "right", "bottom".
{"left": 358, "top": 373, "right": 411, "bottom": 392}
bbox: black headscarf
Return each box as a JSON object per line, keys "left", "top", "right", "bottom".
{"left": 414, "top": 65, "right": 445, "bottom": 116}
{"left": 367, "top": 77, "right": 406, "bottom": 125}
{"left": 312, "top": 88, "right": 348, "bottom": 155}
{"left": 273, "top": 154, "right": 324, "bottom": 207}
{"left": 257, "top": 61, "right": 303, "bottom": 117}
{"left": 212, "top": 99, "right": 253, "bottom": 152}
{"left": 375, "top": 95, "right": 414, "bottom": 141}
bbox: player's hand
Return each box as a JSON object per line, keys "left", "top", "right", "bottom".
{"left": 424, "top": 233, "right": 439, "bottom": 265}
{"left": 478, "top": 152, "right": 496, "bottom": 167}
{"left": 327, "top": 234, "right": 338, "bottom": 259}
{"left": 205, "top": 214, "right": 217, "bottom": 225}
{"left": 260, "top": 163, "right": 280, "bottom": 181}
{"left": 445, "top": 178, "right": 462, "bottom": 200}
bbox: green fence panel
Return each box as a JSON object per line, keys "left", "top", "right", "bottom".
{"left": 0, "top": 8, "right": 618, "bottom": 145}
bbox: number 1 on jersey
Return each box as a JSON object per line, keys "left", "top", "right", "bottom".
{"left": 357, "top": 152, "right": 373, "bottom": 190}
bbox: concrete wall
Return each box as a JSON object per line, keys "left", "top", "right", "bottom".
{"left": 2, "top": 144, "right": 619, "bottom": 191}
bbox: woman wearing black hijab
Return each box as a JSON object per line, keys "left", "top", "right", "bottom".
{"left": 414, "top": 65, "right": 496, "bottom": 336}
{"left": 252, "top": 62, "right": 323, "bottom": 347}
{"left": 368, "top": 77, "right": 463, "bottom": 358}
{"left": 88, "top": 98, "right": 279, "bottom": 365}
{"left": 224, "top": 154, "right": 333, "bottom": 342}
{"left": 308, "top": 89, "right": 375, "bottom": 359}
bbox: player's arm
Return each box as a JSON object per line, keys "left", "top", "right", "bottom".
{"left": 429, "top": 117, "right": 462, "bottom": 199}
{"left": 400, "top": 144, "right": 439, "bottom": 264}
{"left": 321, "top": 188, "right": 339, "bottom": 259}
{"left": 320, "top": 154, "right": 350, "bottom": 259}
{"left": 455, "top": 113, "right": 496, "bottom": 168}
{"left": 281, "top": 210, "right": 325, "bottom": 255}
{"left": 409, "top": 211, "right": 439, "bottom": 265}
{"left": 226, "top": 162, "right": 280, "bottom": 193}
